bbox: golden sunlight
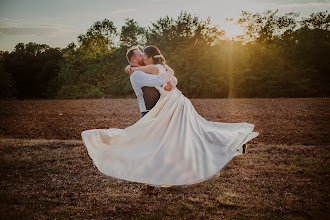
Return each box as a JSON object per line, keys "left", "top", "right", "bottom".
{"left": 222, "top": 18, "right": 245, "bottom": 39}
{"left": 206, "top": 0, "right": 265, "bottom": 39}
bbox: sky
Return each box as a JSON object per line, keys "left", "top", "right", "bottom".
{"left": 0, "top": 0, "right": 329, "bottom": 52}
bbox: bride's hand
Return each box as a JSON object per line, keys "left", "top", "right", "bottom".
{"left": 124, "top": 65, "right": 133, "bottom": 75}
{"left": 164, "top": 82, "right": 174, "bottom": 91}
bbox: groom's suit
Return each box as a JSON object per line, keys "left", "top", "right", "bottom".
{"left": 130, "top": 68, "right": 178, "bottom": 118}
{"left": 141, "top": 87, "right": 161, "bottom": 112}
{"left": 130, "top": 71, "right": 164, "bottom": 118}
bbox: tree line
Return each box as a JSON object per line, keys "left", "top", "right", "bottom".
{"left": 0, "top": 10, "right": 329, "bottom": 99}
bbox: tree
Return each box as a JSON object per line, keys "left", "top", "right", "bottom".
{"left": 57, "top": 19, "right": 127, "bottom": 99}
{"left": 146, "top": 11, "right": 225, "bottom": 97}
{"left": 2, "top": 10, "right": 329, "bottom": 99}
{"left": 77, "top": 19, "right": 117, "bottom": 59}
{"left": 120, "top": 18, "right": 146, "bottom": 48}
{"left": 237, "top": 10, "right": 299, "bottom": 43}
{"left": 300, "top": 11, "right": 330, "bottom": 30}
{"left": 2, "top": 43, "right": 62, "bottom": 99}
{"left": 0, "top": 52, "right": 15, "bottom": 99}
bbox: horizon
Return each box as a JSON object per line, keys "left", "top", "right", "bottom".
{"left": 0, "top": 0, "right": 329, "bottom": 52}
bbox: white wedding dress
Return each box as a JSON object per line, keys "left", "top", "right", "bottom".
{"left": 81, "top": 70, "right": 259, "bottom": 187}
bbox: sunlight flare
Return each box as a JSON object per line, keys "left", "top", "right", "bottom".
{"left": 223, "top": 18, "right": 245, "bottom": 39}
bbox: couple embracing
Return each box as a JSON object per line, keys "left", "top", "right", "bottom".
{"left": 81, "top": 45, "right": 259, "bottom": 195}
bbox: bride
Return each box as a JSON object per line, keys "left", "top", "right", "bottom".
{"left": 81, "top": 45, "right": 259, "bottom": 191}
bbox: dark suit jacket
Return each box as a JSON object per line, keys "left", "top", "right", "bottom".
{"left": 141, "top": 87, "right": 160, "bottom": 111}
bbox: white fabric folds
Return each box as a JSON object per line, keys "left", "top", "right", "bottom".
{"left": 81, "top": 88, "right": 259, "bottom": 186}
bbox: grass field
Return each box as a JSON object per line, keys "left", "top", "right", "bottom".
{"left": 0, "top": 98, "right": 329, "bottom": 219}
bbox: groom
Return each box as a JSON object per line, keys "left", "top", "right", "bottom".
{"left": 125, "top": 46, "right": 177, "bottom": 117}
{"left": 125, "top": 46, "right": 176, "bottom": 195}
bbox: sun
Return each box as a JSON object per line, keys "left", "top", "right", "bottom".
{"left": 222, "top": 18, "right": 245, "bottom": 39}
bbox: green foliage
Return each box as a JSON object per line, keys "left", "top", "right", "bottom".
{"left": 237, "top": 10, "right": 300, "bottom": 43}
{"left": 234, "top": 10, "right": 330, "bottom": 97}
{"left": 146, "top": 11, "right": 225, "bottom": 97}
{"left": 77, "top": 19, "right": 117, "bottom": 59}
{"left": 120, "top": 18, "right": 146, "bottom": 48}
{"left": 1, "top": 43, "right": 62, "bottom": 99}
{"left": 0, "top": 60, "right": 16, "bottom": 99}
{"left": 300, "top": 11, "right": 330, "bottom": 30}
{"left": 1, "top": 11, "right": 329, "bottom": 99}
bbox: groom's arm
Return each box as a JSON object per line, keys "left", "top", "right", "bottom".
{"left": 130, "top": 71, "right": 164, "bottom": 88}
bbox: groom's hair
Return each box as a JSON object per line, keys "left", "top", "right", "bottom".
{"left": 126, "top": 46, "right": 140, "bottom": 63}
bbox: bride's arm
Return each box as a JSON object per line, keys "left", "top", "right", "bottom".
{"left": 130, "top": 65, "right": 159, "bottom": 75}
{"left": 164, "top": 76, "right": 178, "bottom": 91}
{"left": 161, "top": 64, "right": 174, "bottom": 83}
{"left": 170, "top": 76, "right": 177, "bottom": 87}
{"left": 126, "top": 63, "right": 177, "bottom": 89}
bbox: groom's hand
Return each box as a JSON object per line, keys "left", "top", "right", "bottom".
{"left": 124, "top": 65, "right": 133, "bottom": 75}
{"left": 164, "top": 82, "right": 174, "bottom": 91}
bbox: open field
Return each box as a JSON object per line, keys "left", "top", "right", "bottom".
{"left": 0, "top": 98, "right": 329, "bottom": 219}
{"left": 0, "top": 98, "right": 329, "bottom": 145}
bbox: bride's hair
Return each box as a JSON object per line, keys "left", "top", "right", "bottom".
{"left": 143, "top": 45, "right": 166, "bottom": 65}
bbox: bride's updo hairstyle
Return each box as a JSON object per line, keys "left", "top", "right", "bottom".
{"left": 143, "top": 45, "right": 166, "bottom": 65}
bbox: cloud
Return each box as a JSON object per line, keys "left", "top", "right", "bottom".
{"left": 278, "top": 2, "right": 330, "bottom": 7}
{"left": 0, "top": 27, "right": 58, "bottom": 36}
{"left": 112, "top": 9, "right": 137, "bottom": 14}
{"left": 256, "top": 0, "right": 329, "bottom": 3}
{"left": 0, "top": 24, "right": 81, "bottom": 37}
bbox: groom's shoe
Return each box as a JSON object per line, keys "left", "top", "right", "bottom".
{"left": 242, "top": 144, "right": 248, "bottom": 153}
{"left": 146, "top": 185, "right": 157, "bottom": 195}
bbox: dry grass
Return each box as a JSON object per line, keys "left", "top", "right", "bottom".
{"left": 0, "top": 98, "right": 329, "bottom": 219}
{"left": 0, "top": 138, "right": 329, "bottom": 219}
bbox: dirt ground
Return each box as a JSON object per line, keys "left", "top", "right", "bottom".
{"left": 0, "top": 98, "right": 329, "bottom": 145}
{"left": 0, "top": 98, "right": 329, "bottom": 219}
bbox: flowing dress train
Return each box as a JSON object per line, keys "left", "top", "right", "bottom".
{"left": 81, "top": 84, "right": 259, "bottom": 186}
